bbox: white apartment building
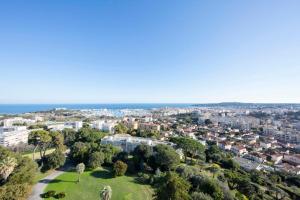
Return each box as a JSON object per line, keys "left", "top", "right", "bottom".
{"left": 64, "top": 121, "right": 83, "bottom": 130}
{"left": 0, "top": 126, "right": 29, "bottom": 147}
{"left": 101, "top": 134, "right": 171, "bottom": 152}
{"left": 3, "top": 117, "right": 37, "bottom": 126}
{"left": 275, "top": 132, "right": 300, "bottom": 144}
{"left": 92, "top": 120, "right": 116, "bottom": 133}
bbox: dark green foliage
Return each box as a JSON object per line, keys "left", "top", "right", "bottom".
{"left": 191, "top": 192, "right": 213, "bottom": 200}
{"left": 153, "top": 144, "right": 180, "bottom": 171}
{"left": 0, "top": 146, "right": 37, "bottom": 200}
{"left": 88, "top": 151, "right": 105, "bottom": 169}
{"left": 41, "top": 190, "right": 56, "bottom": 198}
{"left": 155, "top": 172, "right": 191, "bottom": 200}
{"left": 43, "top": 150, "right": 66, "bottom": 171}
{"left": 55, "top": 192, "right": 66, "bottom": 199}
{"left": 62, "top": 128, "right": 76, "bottom": 146}
{"left": 170, "top": 137, "right": 206, "bottom": 161}
{"left": 113, "top": 160, "right": 128, "bottom": 176}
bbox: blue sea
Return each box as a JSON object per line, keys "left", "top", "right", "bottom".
{"left": 0, "top": 104, "right": 193, "bottom": 114}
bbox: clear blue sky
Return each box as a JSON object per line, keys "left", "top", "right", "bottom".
{"left": 1, "top": 0, "right": 300, "bottom": 103}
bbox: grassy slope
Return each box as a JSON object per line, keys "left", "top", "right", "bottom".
{"left": 44, "top": 168, "right": 153, "bottom": 200}
{"left": 23, "top": 148, "right": 55, "bottom": 160}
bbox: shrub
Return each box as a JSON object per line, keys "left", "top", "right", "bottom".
{"left": 113, "top": 160, "right": 128, "bottom": 176}
{"left": 88, "top": 151, "right": 105, "bottom": 169}
{"left": 55, "top": 192, "right": 66, "bottom": 199}
{"left": 41, "top": 190, "right": 56, "bottom": 198}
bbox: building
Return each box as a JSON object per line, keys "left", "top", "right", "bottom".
{"left": 218, "top": 141, "right": 232, "bottom": 150}
{"left": 283, "top": 154, "right": 300, "bottom": 167}
{"left": 0, "top": 126, "right": 29, "bottom": 147}
{"left": 231, "top": 145, "right": 248, "bottom": 155}
{"left": 139, "top": 122, "right": 161, "bottom": 132}
{"left": 233, "top": 157, "right": 262, "bottom": 171}
{"left": 101, "top": 134, "right": 171, "bottom": 152}
{"left": 92, "top": 120, "right": 116, "bottom": 133}
{"left": 64, "top": 121, "right": 83, "bottom": 130}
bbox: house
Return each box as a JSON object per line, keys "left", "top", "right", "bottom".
{"left": 233, "top": 157, "right": 262, "bottom": 171}
{"left": 218, "top": 141, "right": 232, "bottom": 150}
{"left": 283, "top": 154, "right": 300, "bottom": 167}
{"left": 231, "top": 145, "right": 248, "bottom": 155}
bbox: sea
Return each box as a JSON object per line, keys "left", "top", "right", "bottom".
{"left": 0, "top": 104, "right": 194, "bottom": 115}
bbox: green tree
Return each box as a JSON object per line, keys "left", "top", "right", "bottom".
{"left": 0, "top": 156, "right": 17, "bottom": 181}
{"left": 28, "top": 130, "right": 52, "bottom": 161}
{"left": 154, "top": 144, "right": 180, "bottom": 171}
{"left": 62, "top": 128, "right": 77, "bottom": 146}
{"left": 43, "top": 150, "right": 66, "bottom": 171}
{"left": 70, "top": 142, "right": 90, "bottom": 163}
{"left": 101, "top": 185, "right": 112, "bottom": 200}
{"left": 114, "top": 123, "right": 128, "bottom": 134}
{"left": 88, "top": 151, "right": 105, "bottom": 169}
{"left": 155, "top": 172, "right": 191, "bottom": 200}
{"left": 76, "top": 163, "right": 85, "bottom": 183}
{"left": 170, "top": 137, "right": 205, "bottom": 161}
{"left": 113, "top": 160, "right": 128, "bottom": 176}
{"left": 191, "top": 192, "right": 213, "bottom": 200}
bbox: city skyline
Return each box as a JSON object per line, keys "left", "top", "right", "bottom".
{"left": 1, "top": 1, "right": 300, "bottom": 103}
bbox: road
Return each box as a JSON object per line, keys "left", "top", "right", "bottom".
{"left": 28, "top": 168, "right": 66, "bottom": 200}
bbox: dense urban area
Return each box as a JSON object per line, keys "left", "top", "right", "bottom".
{"left": 1, "top": 103, "right": 300, "bottom": 200}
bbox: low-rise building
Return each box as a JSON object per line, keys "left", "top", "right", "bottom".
{"left": 101, "top": 134, "right": 171, "bottom": 152}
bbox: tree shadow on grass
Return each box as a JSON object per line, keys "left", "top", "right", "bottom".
{"left": 90, "top": 169, "right": 114, "bottom": 179}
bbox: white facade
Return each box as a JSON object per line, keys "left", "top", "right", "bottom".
{"left": 0, "top": 126, "right": 29, "bottom": 147}
{"left": 101, "top": 134, "right": 171, "bottom": 152}
{"left": 64, "top": 121, "right": 83, "bottom": 130}
{"left": 92, "top": 120, "right": 116, "bottom": 133}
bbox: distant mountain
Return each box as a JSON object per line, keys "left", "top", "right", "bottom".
{"left": 193, "top": 102, "right": 300, "bottom": 109}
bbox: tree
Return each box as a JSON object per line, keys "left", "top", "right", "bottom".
{"left": 170, "top": 137, "right": 205, "bottom": 161}
{"left": 191, "top": 192, "right": 213, "bottom": 200}
{"left": 28, "top": 130, "right": 52, "bottom": 161}
{"left": 132, "top": 144, "right": 153, "bottom": 170}
{"left": 0, "top": 157, "right": 17, "bottom": 181}
{"left": 113, "top": 160, "right": 128, "bottom": 176}
{"left": 153, "top": 144, "right": 180, "bottom": 171}
{"left": 155, "top": 172, "right": 191, "bottom": 200}
{"left": 76, "top": 163, "right": 85, "bottom": 183}
{"left": 114, "top": 123, "right": 128, "bottom": 134}
{"left": 0, "top": 146, "right": 37, "bottom": 200}
{"left": 62, "top": 128, "right": 76, "bottom": 146}
{"left": 207, "top": 164, "right": 221, "bottom": 178}
{"left": 88, "top": 151, "right": 105, "bottom": 169}
{"left": 101, "top": 185, "right": 112, "bottom": 200}
{"left": 43, "top": 150, "right": 66, "bottom": 171}
{"left": 50, "top": 131, "right": 65, "bottom": 151}
{"left": 71, "top": 142, "right": 90, "bottom": 163}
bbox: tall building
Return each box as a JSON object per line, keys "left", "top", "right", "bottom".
{"left": 0, "top": 126, "right": 29, "bottom": 147}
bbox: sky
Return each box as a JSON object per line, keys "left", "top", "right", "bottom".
{"left": 0, "top": 0, "right": 300, "bottom": 104}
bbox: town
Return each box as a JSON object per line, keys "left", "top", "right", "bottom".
{"left": 1, "top": 103, "right": 300, "bottom": 200}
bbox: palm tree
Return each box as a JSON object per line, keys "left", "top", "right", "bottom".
{"left": 76, "top": 163, "right": 85, "bottom": 183}
{"left": 0, "top": 157, "right": 17, "bottom": 181}
{"left": 101, "top": 186, "right": 112, "bottom": 200}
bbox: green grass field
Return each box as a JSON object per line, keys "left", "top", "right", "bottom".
{"left": 23, "top": 148, "right": 55, "bottom": 160}
{"left": 44, "top": 168, "right": 153, "bottom": 200}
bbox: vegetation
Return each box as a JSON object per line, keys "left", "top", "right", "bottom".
{"left": 44, "top": 168, "right": 153, "bottom": 200}
{"left": 0, "top": 146, "right": 37, "bottom": 200}
{"left": 76, "top": 163, "right": 85, "bottom": 183}
{"left": 113, "top": 160, "right": 128, "bottom": 176}
{"left": 101, "top": 185, "right": 112, "bottom": 200}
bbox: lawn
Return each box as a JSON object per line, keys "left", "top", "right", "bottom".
{"left": 44, "top": 168, "right": 154, "bottom": 200}
{"left": 23, "top": 148, "right": 55, "bottom": 160}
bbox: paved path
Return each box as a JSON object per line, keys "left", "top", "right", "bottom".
{"left": 28, "top": 168, "right": 66, "bottom": 200}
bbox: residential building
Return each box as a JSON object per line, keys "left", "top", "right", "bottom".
{"left": 0, "top": 126, "right": 29, "bottom": 147}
